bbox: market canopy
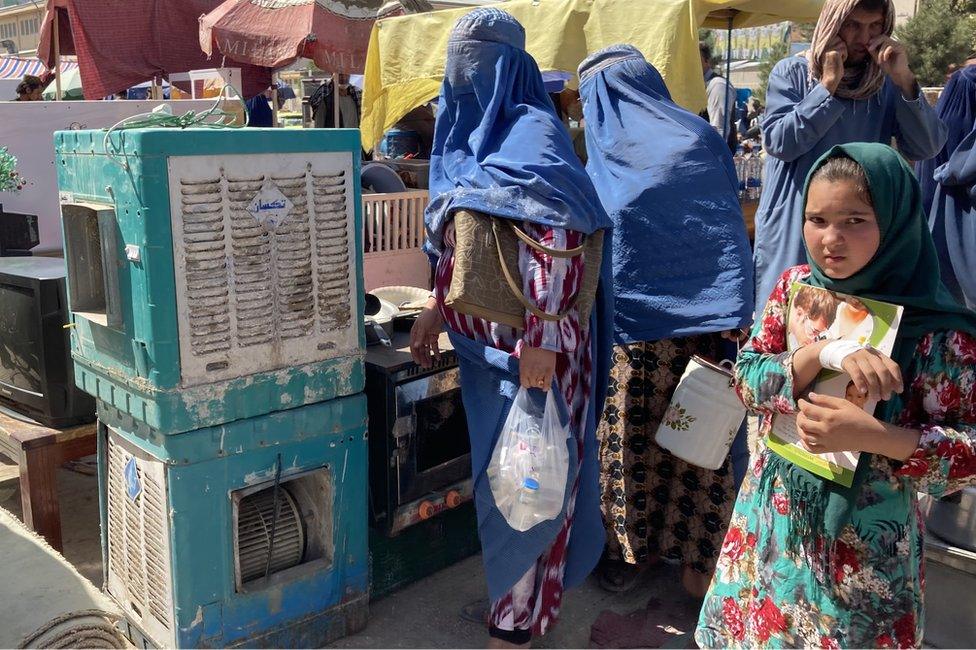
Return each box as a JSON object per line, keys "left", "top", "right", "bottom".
{"left": 0, "top": 55, "right": 77, "bottom": 80}
{"left": 200, "top": 0, "right": 432, "bottom": 75}
{"left": 700, "top": 0, "right": 821, "bottom": 28}
{"left": 37, "top": 0, "right": 272, "bottom": 99}
{"left": 359, "top": 0, "right": 823, "bottom": 148}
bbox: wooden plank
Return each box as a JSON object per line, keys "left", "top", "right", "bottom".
{"left": 0, "top": 411, "right": 97, "bottom": 552}
{"left": 392, "top": 198, "right": 401, "bottom": 251}
{"left": 56, "top": 432, "right": 98, "bottom": 465}
{"left": 365, "top": 199, "right": 376, "bottom": 252}
{"left": 19, "top": 442, "right": 63, "bottom": 551}
{"left": 0, "top": 412, "right": 95, "bottom": 450}
{"left": 361, "top": 191, "right": 430, "bottom": 255}
{"left": 0, "top": 412, "right": 56, "bottom": 448}
{"left": 411, "top": 196, "right": 422, "bottom": 248}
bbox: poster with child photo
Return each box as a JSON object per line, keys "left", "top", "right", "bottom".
{"left": 768, "top": 283, "right": 903, "bottom": 486}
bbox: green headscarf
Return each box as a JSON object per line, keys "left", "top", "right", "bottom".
{"left": 760, "top": 142, "right": 976, "bottom": 585}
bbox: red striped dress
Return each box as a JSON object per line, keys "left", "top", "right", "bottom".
{"left": 434, "top": 221, "right": 592, "bottom": 636}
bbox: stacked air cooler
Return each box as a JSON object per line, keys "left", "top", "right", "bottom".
{"left": 55, "top": 128, "right": 368, "bottom": 648}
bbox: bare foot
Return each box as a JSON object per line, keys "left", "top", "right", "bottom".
{"left": 681, "top": 564, "right": 711, "bottom": 600}
{"left": 486, "top": 636, "right": 531, "bottom": 649}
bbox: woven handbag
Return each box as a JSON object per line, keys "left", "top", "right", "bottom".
{"left": 445, "top": 209, "right": 604, "bottom": 330}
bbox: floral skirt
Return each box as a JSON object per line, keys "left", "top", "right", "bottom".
{"left": 598, "top": 335, "right": 736, "bottom": 574}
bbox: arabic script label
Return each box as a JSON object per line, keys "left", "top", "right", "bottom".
{"left": 246, "top": 182, "right": 293, "bottom": 230}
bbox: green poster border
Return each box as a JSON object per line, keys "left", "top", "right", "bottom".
{"left": 773, "top": 283, "right": 903, "bottom": 488}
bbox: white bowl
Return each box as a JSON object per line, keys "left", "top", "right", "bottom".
{"left": 371, "top": 285, "right": 431, "bottom": 311}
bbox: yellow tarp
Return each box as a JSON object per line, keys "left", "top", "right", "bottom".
{"left": 360, "top": 0, "right": 822, "bottom": 149}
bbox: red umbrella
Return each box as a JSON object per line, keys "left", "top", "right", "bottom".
{"left": 200, "top": 0, "right": 431, "bottom": 75}
{"left": 38, "top": 0, "right": 271, "bottom": 100}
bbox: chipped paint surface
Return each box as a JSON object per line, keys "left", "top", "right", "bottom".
{"left": 61, "top": 131, "right": 366, "bottom": 439}
{"left": 80, "top": 354, "right": 364, "bottom": 438}
{"left": 243, "top": 467, "right": 277, "bottom": 486}
{"left": 184, "top": 606, "right": 204, "bottom": 631}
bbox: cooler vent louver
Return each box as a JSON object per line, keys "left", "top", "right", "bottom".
{"left": 313, "top": 171, "right": 352, "bottom": 333}
{"left": 105, "top": 432, "right": 174, "bottom": 645}
{"left": 179, "top": 178, "right": 231, "bottom": 356}
{"left": 169, "top": 154, "right": 359, "bottom": 388}
{"left": 236, "top": 486, "right": 306, "bottom": 584}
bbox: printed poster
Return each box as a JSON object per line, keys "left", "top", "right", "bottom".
{"left": 768, "top": 283, "right": 903, "bottom": 487}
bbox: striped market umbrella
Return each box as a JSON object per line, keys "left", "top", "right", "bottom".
{"left": 0, "top": 55, "right": 77, "bottom": 80}
{"left": 41, "top": 65, "right": 83, "bottom": 99}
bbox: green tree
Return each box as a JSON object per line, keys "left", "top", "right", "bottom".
{"left": 699, "top": 28, "right": 719, "bottom": 66}
{"left": 791, "top": 22, "right": 816, "bottom": 43}
{"left": 950, "top": 0, "right": 976, "bottom": 51}
{"left": 896, "top": 0, "right": 973, "bottom": 86}
{"left": 699, "top": 28, "right": 715, "bottom": 49}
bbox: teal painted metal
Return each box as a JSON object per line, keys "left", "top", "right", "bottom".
{"left": 55, "top": 128, "right": 366, "bottom": 436}
{"left": 99, "top": 395, "right": 369, "bottom": 648}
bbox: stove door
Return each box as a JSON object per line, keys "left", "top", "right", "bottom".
{"left": 392, "top": 367, "right": 471, "bottom": 504}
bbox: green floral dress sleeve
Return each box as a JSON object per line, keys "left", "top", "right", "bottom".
{"left": 732, "top": 265, "right": 809, "bottom": 416}
{"left": 894, "top": 330, "right": 976, "bottom": 498}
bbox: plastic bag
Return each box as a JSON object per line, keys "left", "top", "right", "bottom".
{"left": 487, "top": 387, "right": 569, "bottom": 532}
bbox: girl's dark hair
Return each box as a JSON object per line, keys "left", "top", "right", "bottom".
{"left": 809, "top": 155, "right": 874, "bottom": 207}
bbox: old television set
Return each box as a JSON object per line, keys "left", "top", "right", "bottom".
{"left": 0, "top": 257, "right": 94, "bottom": 427}
{"left": 0, "top": 205, "right": 40, "bottom": 256}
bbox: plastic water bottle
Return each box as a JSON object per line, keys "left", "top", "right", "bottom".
{"left": 734, "top": 155, "right": 746, "bottom": 198}
{"left": 508, "top": 477, "right": 541, "bottom": 531}
{"left": 487, "top": 424, "right": 542, "bottom": 512}
{"left": 487, "top": 388, "right": 569, "bottom": 531}
{"left": 746, "top": 158, "right": 761, "bottom": 200}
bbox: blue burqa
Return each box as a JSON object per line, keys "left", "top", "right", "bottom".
{"left": 425, "top": 7, "right": 613, "bottom": 601}
{"left": 917, "top": 65, "right": 976, "bottom": 307}
{"left": 753, "top": 55, "right": 945, "bottom": 309}
{"left": 578, "top": 45, "right": 754, "bottom": 343}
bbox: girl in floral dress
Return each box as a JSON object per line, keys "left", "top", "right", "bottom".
{"left": 696, "top": 142, "right": 976, "bottom": 648}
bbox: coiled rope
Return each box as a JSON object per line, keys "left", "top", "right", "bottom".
{"left": 18, "top": 609, "right": 130, "bottom": 649}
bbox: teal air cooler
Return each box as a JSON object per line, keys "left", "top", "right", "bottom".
{"left": 55, "top": 128, "right": 370, "bottom": 647}
{"left": 55, "top": 128, "right": 365, "bottom": 437}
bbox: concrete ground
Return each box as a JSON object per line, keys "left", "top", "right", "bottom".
{"left": 332, "top": 557, "right": 700, "bottom": 649}
{"left": 0, "top": 456, "right": 102, "bottom": 587}
{"left": 0, "top": 454, "right": 700, "bottom": 648}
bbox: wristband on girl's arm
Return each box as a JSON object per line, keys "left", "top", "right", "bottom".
{"left": 818, "top": 339, "right": 867, "bottom": 371}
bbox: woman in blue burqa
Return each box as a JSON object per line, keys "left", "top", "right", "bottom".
{"left": 577, "top": 45, "right": 754, "bottom": 600}
{"left": 409, "top": 8, "right": 613, "bottom": 648}
{"left": 917, "top": 63, "right": 976, "bottom": 308}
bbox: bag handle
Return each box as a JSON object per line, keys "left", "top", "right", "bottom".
{"left": 504, "top": 220, "right": 586, "bottom": 258}
{"left": 492, "top": 223, "right": 582, "bottom": 323}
